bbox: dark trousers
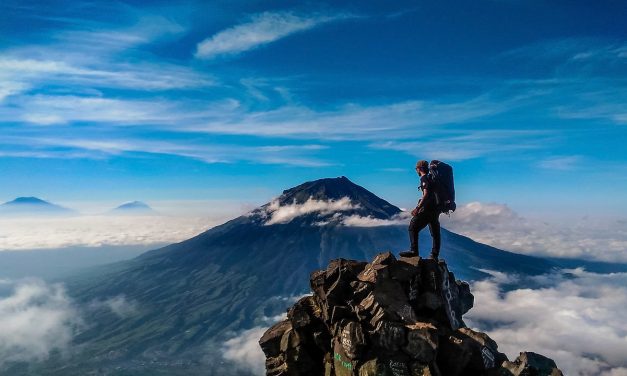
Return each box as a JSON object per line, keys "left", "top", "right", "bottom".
{"left": 408, "top": 209, "right": 441, "bottom": 256}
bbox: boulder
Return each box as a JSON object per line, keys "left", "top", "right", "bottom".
{"left": 502, "top": 352, "right": 564, "bottom": 376}
{"left": 260, "top": 320, "right": 292, "bottom": 358}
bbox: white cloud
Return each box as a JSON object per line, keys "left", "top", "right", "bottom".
{"left": 340, "top": 212, "right": 410, "bottom": 227}
{"left": 6, "top": 95, "right": 191, "bottom": 126}
{"left": 1, "top": 135, "right": 331, "bottom": 167}
{"left": 195, "top": 12, "right": 348, "bottom": 59}
{"left": 188, "top": 97, "right": 519, "bottom": 140}
{"left": 0, "top": 279, "right": 82, "bottom": 366}
{"left": 441, "top": 202, "right": 627, "bottom": 263}
{"left": 221, "top": 326, "right": 267, "bottom": 375}
{"left": 88, "top": 296, "right": 138, "bottom": 318}
{"left": 465, "top": 269, "right": 627, "bottom": 376}
{"left": 220, "top": 297, "right": 295, "bottom": 376}
{"left": 538, "top": 155, "right": 583, "bottom": 171}
{"left": 0, "top": 57, "right": 214, "bottom": 97}
{"left": 372, "top": 130, "right": 546, "bottom": 161}
{"left": 0, "top": 80, "right": 28, "bottom": 102}
{"left": 0, "top": 14, "right": 212, "bottom": 109}
{"left": 0, "top": 215, "right": 217, "bottom": 251}
{"left": 263, "top": 197, "right": 358, "bottom": 225}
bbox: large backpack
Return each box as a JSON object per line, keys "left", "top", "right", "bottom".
{"left": 429, "top": 160, "right": 456, "bottom": 214}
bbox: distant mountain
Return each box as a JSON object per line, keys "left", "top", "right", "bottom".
{"left": 23, "top": 177, "right": 559, "bottom": 375}
{"left": 0, "top": 196, "right": 74, "bottom": 216}
{"left": 109, "top": 201, "right": 156, "bottom": 215}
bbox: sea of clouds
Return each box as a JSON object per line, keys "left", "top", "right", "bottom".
{"left": 220, "top": 269, "right": 627, "bottom": 376}
{"left": 465, "top": 269, "right": 627, "bottom": 376}
{"left": 441, "top": 202, "right": 627, "bottom": 263}
{"left": 0, "top": 215, "right": 213, "bottom": 250}
{"left": 1, "top": 197, "right": 626, "bottom": 374}
{"left": 259, "top": 197, "right": 627, "bottom": 263}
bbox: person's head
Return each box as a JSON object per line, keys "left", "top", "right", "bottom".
{"left": 415, "top": 160, "right": 429, "bottom": 176}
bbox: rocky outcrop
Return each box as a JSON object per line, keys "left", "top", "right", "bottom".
{"left": 259, "top": 252, "right": 562, "bottom": 376}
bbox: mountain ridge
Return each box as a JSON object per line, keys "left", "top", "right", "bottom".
{"left": 15, "top": 177, "right": 563, "bottom": 375}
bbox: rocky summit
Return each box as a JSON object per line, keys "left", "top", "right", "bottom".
{"left": 259, "top": 252, "right": 563, "bottom": 376}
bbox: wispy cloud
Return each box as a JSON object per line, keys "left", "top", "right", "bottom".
{"left": 538, "top": 155, "right": 582, "bottom": 171}
{"left": 0, "top": 13, "right": 212, "bottom": 105}
{"left": 371, "top": 130, "right": 546, "bottom": 161}
{"left": 195, "top": 11, "right": 351, "bottom": 59}
{"left": 88, "top": 296, "right": 138, "bottom": 318}
{"left": 0, "top": 279, "right": 82, "bottom": 366}
{"left": 1, "top": 135, "right": 332, "bottom": 167}
{"left": 185, "top": 95, "right": 522, "bottom": 140}
{"left": 499, "top": 38, "right": 627, "bottom": 126}
{"left": 55, "top": 15, "right": 185, "bottom": 53}
{"left": 340, "top": 212, "right": 409, "bottom": 227}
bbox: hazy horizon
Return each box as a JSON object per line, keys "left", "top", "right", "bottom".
{"left": 1, "top": 0, "right": 626, "bottom": 375}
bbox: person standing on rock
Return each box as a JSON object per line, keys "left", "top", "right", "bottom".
{"left": 401, "top": 160, "right": 441, "bottom": 260}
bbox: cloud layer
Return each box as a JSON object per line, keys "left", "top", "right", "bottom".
{"left": 441, "top": 202, "right": 627, "bottom": 263}
{"left": 263, "top": 197, "right": 358, "bottom": 225}
{"left": 466, "top": 269, "right": 627, "bottom": 376}
{"left": 0, "top": 215, "right": 216, "bottom": 251}
{"left": 220, "top": 270, "right": 627, "bottom": 376}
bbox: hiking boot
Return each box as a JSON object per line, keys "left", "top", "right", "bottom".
{"left": 400, "top": 250, "right": 418, "bottom": 258}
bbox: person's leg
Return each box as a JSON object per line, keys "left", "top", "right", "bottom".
{"left": 428, "top": 212, "right": 441, "bottom": 259}
{"left": 407, "top": 212, "right": 430, "bottom": 255}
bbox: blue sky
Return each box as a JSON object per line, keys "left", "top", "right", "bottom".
{"left": 1, "top": 0, "right": 626, "bottom": 218}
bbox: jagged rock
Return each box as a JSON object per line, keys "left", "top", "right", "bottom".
{"left": 403, "top": 323, "right": 438, "bottom": 363}
{"left": 437, "top": 333, "right": 475, "bottom": 376}
{"left": 409, "top": 362, "right": 441, "bottom": 376}
{"left": 333, "top": 337, "right": 357, "bottom": 376}
{"left": 339, "top": 321, "right": 366, "bottom": 359}
{"left": 502, "top": 352, "right": 564, "bottom": 376}
{"left": 260, "top": 320, "right": 292, "bottom": 358}
{"left": 261, "top": 252, "right": 563, "bottom": 376}
{"left": 373, "top": 278, "right": 418, "bottom": 324}
{"left": 458, "top": 327, "right": 506, "bottom": 370}
{"left": 372, "top": 320, "right": 406, "bottom": 353}
{"left": 456, "top": 280, "right": 474, "bottom": 315}
{"left": 357, "top": 252, "right": 395, "bottom": 284}
{"left": 417, "top": 292, "right": 442, "bottom": 311}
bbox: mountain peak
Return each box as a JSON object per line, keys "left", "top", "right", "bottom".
{"left": 110, "top": 201, "right": 155, "bottom": 215}
{"left": 4, "top": 196, "right": 50, "bottom": 205}
{"left": 115, "top": 201, "right": 152, "bottom": 210}
{"left": 0, "top": 196, "right": 73, "bottom": 215}
{"left": 260, "top": 252, "right": 563, "bottom": 375}
{"left": 274, "top": 176, "right": 401, "bottom": 220}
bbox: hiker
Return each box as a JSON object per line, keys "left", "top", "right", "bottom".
{"left": 401, "top": 160, "right": 441, "bottom": 260}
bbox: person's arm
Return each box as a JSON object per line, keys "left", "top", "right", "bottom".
{"left": 417, "top": 188, "right": 429, "bottom": 210}
{"left": 411, "top": 187, "right": 429, "bottom": 216}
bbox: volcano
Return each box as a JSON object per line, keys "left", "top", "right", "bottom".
{"left": 0, "top": 196, "right": 74, "bottom": 216}
{"left": 29, "top": 177, "right": 557, "bottom": 375}
{"left": 109, "top": 201, "right": 156, "bottom": 215}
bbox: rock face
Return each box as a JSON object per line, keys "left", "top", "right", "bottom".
{"left": 259, "top": 252, "right": 563, "bottom": 376}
